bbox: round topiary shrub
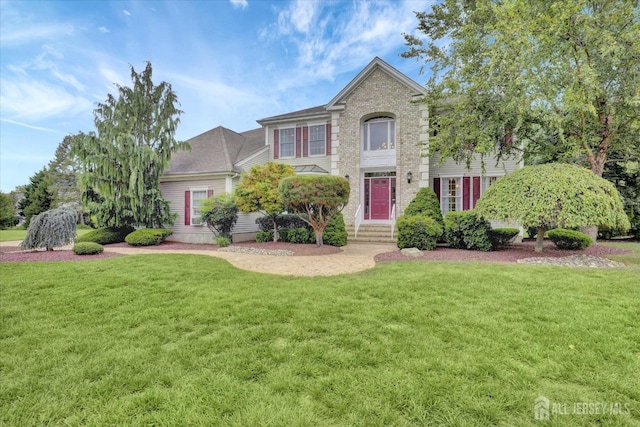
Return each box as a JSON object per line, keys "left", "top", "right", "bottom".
{"left": 547, "top": 228, "right": 593, "bottom": 250}
{"left": 76, "top": 226, "right": 135, "bottom": 245}
{"left": 125, "top": 228, "right": 173, "bottom": 246}
{"left": 489, "top": 228, "right": 520, "bottom": 248}
{"left": 404, "top": 187, "right": 444, "bottom": 227}
{"left": 323, "top": 213, "right": 348, "bottom": 247}
{"left": 72, "top": 242, "right": 104, "bottom": 255}
{"left": 396, "top": 215, "right": 443, "bottom": 251}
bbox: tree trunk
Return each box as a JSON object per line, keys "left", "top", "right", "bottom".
{"left": 535, "top": 226, "right": 546, "bottom": 253}
{"left": 272, "top": 218, "right": 278, "bottom": 242}
{"left": 579, "top": 225, "right": 598, "bottom": 242}
{"left": 315, "top": 232, "right": 323, "bottom": 247}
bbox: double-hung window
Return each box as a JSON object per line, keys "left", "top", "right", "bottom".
{"left": 191, "top": 189, "right": 207, "bottom": 225}
{"left": 309, "top": 124, "right": 326, "bottom": 156}
{"left": 279, "top": 128, "right": 295, "bottom": 158}
{"left": 441, "top": 178, "right": 462, "bottom": 214}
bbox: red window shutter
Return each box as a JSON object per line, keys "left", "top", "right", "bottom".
{"left": 207, "top": 189, "right": 214, "bottom": 198}
{"left": 302, "top": 126, "right": 309, "bottom": 157}
{"left": 295, "top": 127, "right": 302, "bottom": 158}
{"left": 184, "top": 190, "right": 190, "bottom": 225}
{"left": 472, "top": 176, "right": 481, "bottom": 208}
{"left": 463, "top": 177, "right": 471, "bottom": 210}
{"left": 273, "top": 129, "right": 279, "bottom": 159}
{"left": 326, "top": 123, "right": 331, "bottom": 155}
{"left": 433, "top": 178, "right": 441, "bottom": 207}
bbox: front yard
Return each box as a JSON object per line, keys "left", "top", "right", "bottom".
{"left": 1, "top": 251, "right": 639, "bottom": 425}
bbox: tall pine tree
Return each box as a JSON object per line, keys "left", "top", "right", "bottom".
{"left": 48, "top": 135, "right": 85, "bottom": 224}
{"left": 18, "top": 169, "right": 54, "bottom": 228}
{"left": 73, "top": 62, "right": 188, "bottom": 228}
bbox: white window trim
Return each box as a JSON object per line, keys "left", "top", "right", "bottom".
{"left": 308, "top": 122, "right": 326, "bottom": 157}
{"left": 362, "top": 117, "right": 396, "bottom": 152}
{"left": 278, "top": 126, "right": 296, "bottom": 159}
{"left": 189, "top": 187, "right": 208, "bottom": 226}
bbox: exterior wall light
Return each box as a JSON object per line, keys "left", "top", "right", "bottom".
{"left": 407, "top": 171, "right": 413, "bottom": 183}
{"left": 345, "top": 174, "right": 350, "bottom": 180}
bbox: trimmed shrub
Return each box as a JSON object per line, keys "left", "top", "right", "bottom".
{"left": 76, "top": 224, "right": 94, "bottom": 230}
{"left": 489, "top": 228, "right": 520, "bottom": 248}
{"left": 125, "top": 228, "right": 173, "bottom": 246}
{"left": 200, "top": 193, "right": 238, "bottom": 240}
{"left": 256, "top": 230, "right": 274, "bottom": 243}
{"left": 20, "top": 208, "right": 77, "bottom": 251}
{"left": 444, "top": 210, "right": 493, "bottom": 251}
{"left": 286, "top": 227, "right": 314, "bottom": 244}
{"left": 404, "top": 187, "right": 444, "bottom": 225}
{"left": 547, "top": 228, "right": 593, "bottom": 250}
{"left": 256, "top": 214, "right": 309, "bottom": 232}
{"left": 396, "top": 215, "right": 443, "bottom": 251}
{"left": 76, "top": 226, "right": 134, "bottom": 245}
{"left": 72, "top": 242, "right": 104, "bottom": 255}
{"left": 216, "top": 236, "right": 231, "bottom": 247}
{"left": 323, "top": 213, "right": 348, "bottom": 247}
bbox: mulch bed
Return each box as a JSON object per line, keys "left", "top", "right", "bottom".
{"left": 0, "top": 241, "right": 341, "bottom": 263}
{"left": 374, "top": 240, "right": 631, "bottom": 263}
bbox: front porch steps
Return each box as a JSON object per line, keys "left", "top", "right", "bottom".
{"left": 346, "top": 223, "right": 397, "bottom": 243}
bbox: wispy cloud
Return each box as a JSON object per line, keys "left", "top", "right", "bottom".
{"left": 0, "top": 23, "right": 74, "bottom": 45}
{"left": 98, "top": 26, "right": 109, "bottom": 33}
{"left": 123, "top": 9, "right": 131, "bottom": 16}
{"left": 230, "top": 0, "right": 248, "bottom": 10}
{"left": 0, "top": 118, "right": 62, "bottom": 133}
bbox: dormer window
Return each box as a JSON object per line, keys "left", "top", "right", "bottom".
{"left": 363, "top": 117, "right": 395, "bottom": 151}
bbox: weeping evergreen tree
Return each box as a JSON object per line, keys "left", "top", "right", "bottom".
{"left": 20, "top": 208, "right": 77, "bottom": 251}
{"left": 73, "top": 62, "right": 188, "bottom": 228}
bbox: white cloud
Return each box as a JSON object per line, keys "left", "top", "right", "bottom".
{"left": 0, "top": 23, "right": 74, "bottom": 45}
{"left": 98, "top": 26, "right": 110, "bottom": 33}
{"left": 123, "top": 9, "right": 131, "bottom": 16}
{"left": 230, "top": 0, "right": 248, "bottom": 10}
{"left": 0, "top": 77, "right": 93, "bottom": 120}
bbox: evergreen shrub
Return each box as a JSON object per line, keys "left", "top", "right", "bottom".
{"left": 444, "top": 211, "right": 493, "bottom": 251}
{"left": 404, "top": 187, "right": 444, "bottom": 229}
{"left": 323, "top": 213, "right": 348, "bottom": 247}
{"left": 125, "top": 228, "right": 173, "bottom": 246}
{"left": 489, "top": 228, "right": 520, "bottom": 248}
{"left": 547, "top": 228, "right": 593, "bottom": 250}
{"left": 76, "top": 226, "right": 134, "bottom": 245}
{"left": 256, "top": 230, "right": 274, "bottom": 243}
{"left": 396, "top": 215, "right": 442, "bottom": 251}
{"left": 216, "top": 236, "right": 231, "bottom": 247}
{"left": 72, "top": 242, "right": 104, "bottom": 255}
{"left": 20, "top": 208, "right": 77, "bottom": 251}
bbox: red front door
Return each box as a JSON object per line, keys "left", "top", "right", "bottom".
{"left": 370, "top": 178, "right": 390, "bottom": 220}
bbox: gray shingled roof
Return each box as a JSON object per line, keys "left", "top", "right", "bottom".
{"left": 164, "top": 126, "right": 265, "bottom": 175}
{"left": 257, "top": 105, "right": 328, "bottom": 124}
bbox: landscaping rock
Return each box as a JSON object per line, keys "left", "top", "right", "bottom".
{"left": 517, "top": 255, "right": 625, "bottom": 268}
{"left": 401, "top": 248, "right": 423, "bottom": 258}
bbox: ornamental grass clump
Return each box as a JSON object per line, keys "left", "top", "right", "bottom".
{"left": 547, "top": 228, "right": 593, "bottom": 250}
{"left": 20, "top": 208, "right": 76, "bottom": 251}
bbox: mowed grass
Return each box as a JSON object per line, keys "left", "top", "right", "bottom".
{"left": 0, "top": 228, "right": 92, "bottom": 242}
{"left": 1, "top": 255, "right": 639, "bottom": 426}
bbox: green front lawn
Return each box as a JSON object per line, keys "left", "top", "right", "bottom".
{"left": 0, "top": 228, "right": 92, "bottom": 242}
{"left": 1, "top": 255, "right": 638, "bottom": 426}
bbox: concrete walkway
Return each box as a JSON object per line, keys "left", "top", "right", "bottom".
{"left": 2, "top": 240, "right": 397, "bottom": 276}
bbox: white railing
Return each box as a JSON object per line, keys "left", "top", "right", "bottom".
{"left": 390, "top": 203, "right": 396, "bottom": 239}
{"left": 354, "top": 204, "right": 362, "bottom": 239}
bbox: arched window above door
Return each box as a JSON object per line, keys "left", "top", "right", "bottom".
{"left": 362, "top": 116, "right": 395, "bottom": 151}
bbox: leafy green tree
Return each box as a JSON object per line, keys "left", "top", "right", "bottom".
{"left": 18, "top": 169, "right": 54, "bottom": 228}
{"left": 200, "top": 193, "right": 239, "bottom": 241}
{"left": 0, "top": 192, "right": 16, "bottom": 229}
{"left": 73, "top": 62, "right": 187, "bottom": 228}
{"left": 48, "top": 135, "right": 84, "bottom": 223}
{"left": 235, "top": 162, "right": 295, "bottom": 242}
{"left": 279, "top": 175, "right": 350, "bottom": 246}
{"left": 20, "top": 208, "right": 76, "bottom": 251}
{"left": 403, "top": 0, "right": 639, "bottom": 176}
{"left": 475, "top": 164, "right": 630, "bottom": 252}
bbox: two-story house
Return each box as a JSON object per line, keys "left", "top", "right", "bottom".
{"left": 160, "top": 57, "right": 521, "bottom": 243}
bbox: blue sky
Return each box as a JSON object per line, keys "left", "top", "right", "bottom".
{"left": 0, "top": 0, "right": 432, "bottom": 193}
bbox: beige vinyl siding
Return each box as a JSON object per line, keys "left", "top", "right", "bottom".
{"left": 160, "top": 178, "right": 226, "bottom": 244}
{"left": 237, "top": 148, "right": 269, "bottom": 173}
{"left": 429, "top": 153, "right": 521, "bottom": 178}
{"left": 267, "top": 123, "right": 332, "bottom": 172}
